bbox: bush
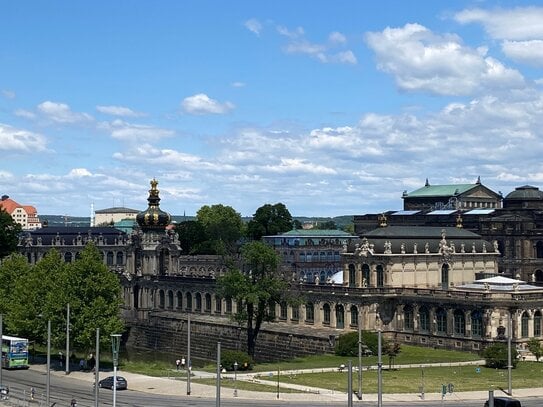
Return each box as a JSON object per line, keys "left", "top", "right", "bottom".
{"left": 483, "top": 343, "right": 518, "bottom": 369}
{"left": 335, "top": 331, "right": 378, "bottom": 357}
{"left": 221, "top": 350, "right": 253, "bottom": 371}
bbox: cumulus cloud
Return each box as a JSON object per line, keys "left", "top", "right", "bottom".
{"left": 96, "top": 105, "right": 145, "bottom": 117}
{"left": 102, "top": 119, "right": 174, "bottom": 142}
{"left": 365, "top": 23, "right": 525, "bottom": 95}
{"left": 14, "top": 109, "right": 36, "bottom": 120}
{"left": 244, "top": 18, "right": 263, "bottom": 36}
{"left": 181, "top": 93, "right": 235, "bottom": 115}
{"left": 0, "top": 123, "right": 49, "bottom": 152}
{"left": 37, "top": 101, "right": 93, "bottom": 124}
{"left": 501, "top": 40, "right": 543, "bottom": 66}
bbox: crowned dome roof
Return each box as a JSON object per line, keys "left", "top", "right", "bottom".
{"left": 136, "top": 179, "right": 171, "bottom": 232}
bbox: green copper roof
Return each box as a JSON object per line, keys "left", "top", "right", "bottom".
{"left": 405, "top": 184, "right": 476, "bottom": 198}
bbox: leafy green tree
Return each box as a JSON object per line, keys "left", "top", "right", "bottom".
{"left": 341, "top": 223, "right": 355, "bottom": 234}
{"left": 0, "top": 209, "right": 21, "bottom": 258}
{"left": 247, "top": 203, "right": 293, "bottom": 240}
{"left": 197, "top": 204, "right": 245, "bottom": 255}
{"left": 335, "top": 331, "right": 378, "bottom": 356}
{"left": 176, "top": 220, "right": 211, "bottom": 254}
{"left": 527, "top": 338, "right": 543, "bottom": 362}
{"left": 217, "top": 241, "right": 288, "bottom": 358}
{"left": 483, "top": 343, "right": 518, "bottom": 369}
{"left": 220, "top": 349, "right": 253, "bottom": 371}
{"left": 314, "top": 220, "right": 337, "bottom": 230}
{"left": 0, "top": 254, "right": 31, "bottom": 317}
{"left": 292, "top": 219, "right": 302, "bottom": 230}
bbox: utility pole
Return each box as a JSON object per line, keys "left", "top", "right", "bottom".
{"left": 508, "top": 310, "right": 513, "bottom": 396}
{"left": 65, "top": 303, "right": 70, "bottom": 374}
{"left": 357, "top": 309, "right": 362, "bottom": 400}
{"left": 187, "top": 314, "right": 191, "bottom": 395}
{"left": 94, "top": 328, "right": 100, "bottom": 407}
{"left": 216, "top": 341, "right": 221, "bottom": 407}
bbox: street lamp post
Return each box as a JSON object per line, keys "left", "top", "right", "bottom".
{"left": 233, "top": 361, "right": 238, "bottom": 397}
{"left": 111, "top": 333, "right": 121, "bottom": 407}
{"left": 0, "top": 314, "right": 3, "bottom": 389}
{"left": 94, "top": 328, "right": 100, "bottom": 407}
{"left": 377, "top": 327, "right": 383, "bottom": 407}
{"left": 46, "top": 319, "right": 51, "bottom": 406}
{"left": 357, "top": 308, "right": 362, "bottom": 400}
{"left": 187, "top": 314, "right": 191, "bottom": 396}
{"left": 65, "top": 303, "right": 70, "bottom": 374}
{"left": 508, "top": 311, "right": 513, "bottom": 396}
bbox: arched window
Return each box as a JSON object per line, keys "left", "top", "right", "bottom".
{"left": 291, "top": 305, "right": 299, "bottom": 321}
{"left": 376, "top": 265, "right": 384, "bottom": 287}
{"left": 441, "top": 264, "right": 449, "bottom": 290}
{"left": 335, "top": 304, "right": 345, "bottom": 329}
{"left": 225, "top": 297, "right": 232, "bottom": 314}
{"left": 348, "top": 264, "right": 356, "bottom": 287}
{"left": 280, "top": 302, "right": 288, "bottom": 319}
{"left": 404, "top": 305, "right": 414, "bottom": 331}
{"left": 350, "top": 305, "right": 358, "bottom": 326}
{"left": 106, "top": 251, "right": 114, "bottom": 266}
{"left": 436, "top": 308, "right": 447, "bottom": 334}
{"left": 534, "top": 311, "right": 542, "bottom": 337}
{"left": 300, "top": 252, "right": 306, "bottom": 262}
{"left": 320, "top": 252, "right": 326, "bottom": 261}
{"left": 158, "top": 290, "right": 165, "bottom": 309}
{"left": 186, "top": 292, "right": 192, "bottom": 311}
{"left": 215, "top": 296, "right": 222, "bottom": 313}
{"left": 471, "top": 310, "right": 483, "bottom": 338}
{"left": 323, "top": 303, "right": 331, "bottom": 325}
{"left": 419, "top": 306, "right": 429, "bottom": 332}
{"left": 521, "top": 311, "right": 530, "bottom": 338}
{"left": 176, "top": 292, "right": 183, "bottom": 309}
{"left": 268, "top": 300, "right": 276, "bottom": 319}
{"left": 536, "top": 270, "right": 543, "bottom": 283}
{"left": 116, "top": 251, "right": 123, "bottom": 265}
{"left": 205, "top": 293, "right": 212, "bottom": 312}
{"left": 362, "top": 264, "right": 370, "bottom": 287}
{"left": 195, "top": 293, "right": 202, "bottom": 311}
{"left": 453, "top": 310, "right": 465, "bottom": 336}
{"left": 64, "top": 252, "right": 72, "bottom": 263}
{"left": 305, "top": 303, "right": 314, "bottom": 323}
{"left": 167, "top": 290, "right": 174, "bottom": 308}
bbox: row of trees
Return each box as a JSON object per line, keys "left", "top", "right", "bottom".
{"left": 0, "top": 244, "right": 124, "bottom": 353}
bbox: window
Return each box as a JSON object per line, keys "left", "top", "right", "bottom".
{"left": 362, "top": 264, "right": 370, "bottom": 287}
{"left": 419, "top": 307, "right": 429, "bottom": 332}
{"left": 186, "top": 293, "right": 192, "bottom": 311}
{"left": 215, "top": 296, "right": 222, "bottom": 313}
{"left": 167, "top": 291, "right": 174, "bottom": 308}
{"left": 376, "top": 265, "right": 384, "bottom": 287}
{"left": 268, "top": 300, "right": 276, "bottom": 319}
{"left": 323, "top": 303, "right": 331, "bottom": 325}
{"left": 280, "top": 302, "right": 288, "bottom": 320}
{"left": 116, "top": 251, "right": 123, "bottom": 265}
{"left": 535, "top": 311, "right": 542, "bottom": 337}
{"left": 64, "top": 252, "right": 72, "bottom": 263}
{"left": 205, "top": 293, "right": 212, "bottom": 312}
{"left": 335, "top": 305, "right": 344, "bottom": 329}
{"left": 305, "top": 303, "right": 314, "bottom": 323}
{"left": 536, "top": 242, "right": 543, "bottom": 258}
{"left": 291, "top": 305, "right": 299, "bottom": 321}
{"left": 521, "top": 311, "right": 529, "bottom": 338}
{"left": 195, "top": 293, "right": 202, "bottom": 311}
{"left": 158, "top": 290, "right": 165, "bottom": 309}
{"left": 471, "top": 311, "right": 483, "bottom": 338}
{"left": 404, "top": 305, "right": 414, "bottom": 331}
{"left": 348, "top": 264, "right": 356, "bottom": 288}
{"left": 350, "top": 305, "right": 358, "bottom": 326}
{"left": 107, "top": 251, "right": 114, "bottom": 266}
{"left": 177, "top": 292, "right": 183, "bottom": 309}
{"left": 225, "top": 298, "right": 232, "bottom": 314}
{"left": 453, "top": 310, "right": 465, "bottom": 336}
{"left": 436, "top": 308, "right": 447, "bottom": 334}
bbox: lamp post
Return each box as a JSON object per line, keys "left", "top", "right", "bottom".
{"left": 0, "top": 314, "right": 3, "bottom": 389}
{"left": 216, "top": 341, "right": 221, "bottom": 407}
{"left": 507, "top": 311, "right": 513, "bottom": 396}
{"left": 357, "top": 308, "right": 362, "bottom": 400}
{"left": 111, "top": 333, "right": 121, "bottom": 407}
{"left": 65, "top": 303, "right": 70, "bottom": 374}
{"left": 377, "top": 326, "right": 383, "bottom": 407}
{"left": 46, "top": 319, "right": 51, "bottom": 406}
{"left": 233, "top": 361, "right": 238, "bottom": 397}
{"left": 94, "top": 328, "right": 100, "bottom": 407}
{"left": 187, "top": 314, "right": 191, "bottom": 396}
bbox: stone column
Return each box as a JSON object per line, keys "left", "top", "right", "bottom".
{"left": 343, "top": 264, "right": 349, "bottom": 287}
{"left": 356, "top": 264, "right": 362, "bottom": 288}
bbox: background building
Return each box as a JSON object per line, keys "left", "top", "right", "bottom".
{"left": 0, "top": 195, "right": 41, "bottom": 230}
{"left": 94, "top": 206, "right": 139, "bottom": 226}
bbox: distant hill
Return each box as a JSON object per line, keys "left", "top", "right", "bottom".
{"left": 39, "top": 214, "right": 354, "bottom": 230}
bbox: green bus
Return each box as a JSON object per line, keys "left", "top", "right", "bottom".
{"left": 1, "top": 335, "right": 29, "bottom": 369}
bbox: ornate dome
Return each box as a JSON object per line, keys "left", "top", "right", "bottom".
{"left": 504, "top": 185, "right": 543, "bottom": 200}
{"left": 136, "top": 179, "right": 171, "bottom": 232}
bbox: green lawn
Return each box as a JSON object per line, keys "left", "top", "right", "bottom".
{"left": 192, "top": 378, "right": 303, "bottom": 393}
{"left": 256, "top": 362, "right": 543, "bottom": 393}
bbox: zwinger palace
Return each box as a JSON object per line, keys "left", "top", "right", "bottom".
{"left": 17, "top": 179, "right": 543, "bottom": 361}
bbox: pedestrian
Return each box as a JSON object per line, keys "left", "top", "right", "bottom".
{"left": 30, "top": 387, "right": 35, "bottom": 400}
{"left": 175, "top": 359, "right": 180, "bottom": 371}
{"left": 181, "top": 356, "right": 186, "bottom": 369}
{"left": 70, "top": 398, "right": 77, "bottom": 407}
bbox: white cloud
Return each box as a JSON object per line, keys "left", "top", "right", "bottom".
{"left": 329, "top": 31, "right": 347, "bottom": 44}
{"left": 501, "top": 40, "right": 543, "bottom": 67}
{"left": 0, "top": 123, "right": 49, "bottom": 152}
{"left": 103, "top": 120, "right": 174, "bottom": 142}
{"left": 14, "top": 109, "right": 36, "bottom": 120}
{"left": 96, "top": 105, "right": 145, "bottom": 117}
{"left": 67, "top": 168, "right": 93, "bottom": 178}
{"left": 181, "top": 93, "right": 235, "bottom": 115}
{"left": 2, "top": 90, "right": 15, "bottom": 99}
{"left": 454, "top": 7, "right": 543, "bottom": 40}
{"left": 244, "top": 18, "right": 262, "bottom": 36}
{"left": 365, "top": 23, "right": 525, "bottom": 96}
{"left": 37, "top": 101, "right": 93, "bottom": 124}
{"left": 231, "top": 81, "right": 246, "bottom": 88}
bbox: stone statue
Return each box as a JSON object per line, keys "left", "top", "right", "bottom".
{"left": 384, "top": 241, "right": 392, "bottom": 254}
{"left": 425, "top": 242, "right": 429, "bottom": 254}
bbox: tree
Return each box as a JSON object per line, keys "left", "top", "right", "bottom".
{"left": 334, "top": 331, "right": 378, "bottom": 357}
{"left": 247, "top": 203, "right": 293, "bottom": 240}
{"left": 483, "top": 343, "right": 518, "bottom": 369}
{"left": 176, "top": 220, "right": 211, "bottom": 254}
{"left": 1, "top": 244, "right": 124, "bottom": 352}
{"left": 314, "top": 220, "right": 337, "bottom": 230}
{"left": 0, "top": 209, "right": 21, "bottom": 258}
{"left": 217, "top": 241, "right": 288, "bottom": 358}
{"left": 197, "top": 205, "right": 245, "bottom": 255}
{"left": 527, "top": 338, "right": 543, "bottom": 362}
{"left": 383, "top": 342, "right": 401, "bottom": 369}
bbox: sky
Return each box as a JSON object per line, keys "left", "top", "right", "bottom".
{"left": 2, "top": 1, "right": 543, "bottom": 218}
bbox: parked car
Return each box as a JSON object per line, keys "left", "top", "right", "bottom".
{"left": 484, "top": 397, "right": 522, "bottom": 407}
{"left": 98, "top": 376, "right": 127, "bottom": 390}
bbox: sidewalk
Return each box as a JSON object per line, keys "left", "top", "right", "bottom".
{"left": 31, "top": 362, "right": 543, "bottom": 403}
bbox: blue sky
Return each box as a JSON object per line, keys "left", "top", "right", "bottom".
{"left": 2, "top": 1, "right": 543, "bottom": 217}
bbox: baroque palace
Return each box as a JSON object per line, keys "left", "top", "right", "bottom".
{"left": 17, "top": 179, "right": 543, "bottom": 362}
